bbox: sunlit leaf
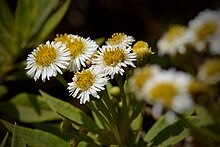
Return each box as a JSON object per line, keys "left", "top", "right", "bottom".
{"left": 0, "top": 119, "right": 70, "bottom": 147}
{"left": 0, "top": 93, "right": 61, "bottom": 123}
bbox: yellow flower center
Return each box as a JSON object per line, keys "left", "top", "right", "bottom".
{"left": 205, "top": 59, "right": 220, "bottom": 76}
{"left": 107, "top": 33, "right": 125, "bottom": 45}
{"left": 166, "top": 25, "right": 186, "bottom": 42}
{"left": 196, "top": 21, "right": 217, "bottom": 41}
{"left": 68, "top": 39, "right": 85, "bottom": 59}
{"left": 134, "top": 68, "right": 153, "bottom": 89}
{"left": 75, "top": 70, "right": 95, "bottom": 91}
{"left": 133, "top": 41, "right": 153, "bottom": 55}
{"left": 35, "top": 44, "right": 57, "bottom": 66}
{"left": 103, "top": 48, "right": 125, "bottom": 66}
{"left": 54, "top": 34, "right": 71, "bottom": 44}
{"left": 149, "top": 82, "right": 177, "bottom": 107}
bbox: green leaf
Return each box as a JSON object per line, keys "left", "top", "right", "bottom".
{"left": 0, "top": 131, "right": 9, "bottom": 147}
{"left": 144, "top": 115, "right": 168, "bottom": 143}
{"left": 15, "top": 0, "right": 32, "bottom": 48}
{"left": 0, "top": 35, "right": 19, "bottom": 55}
{"left": 144, "top": 115, "right": 201, "bottom": 147}
{"left": 0, "top": 93, "right": 61, "bottom": 123}
{"left": 0, "top": 119, "right": 70, "bottom": 147}
{"left": 39, "top": 90, "right": 99, "bottom": 131}
{"left": 195, "top": 104, "right": 215, "bottom": 126}
{"left": 29, "top": 0, "right": 58, "bottom": 39}
{"left": 0, "top": 0, "right": 15, "bottom": 37}
{"left": 0, "top": 85, "right": 8, "bottom": 98}
{"left": 130, "top": 113, "right": 143, "bottom": 131}
{"left": 33, "top": 0, "right": 71, "bottom": 45}
{"left": 92, "top": 111, "right": 104, "bottom": 129}
{"left": 11, "top": 123, "right": 26, "bottom": 147}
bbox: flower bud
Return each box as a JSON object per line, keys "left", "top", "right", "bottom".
{"left": 132, "top": 41, "right": 154, "bottom": 66}
{"left": 59, "top": 119, "right": 72, "bottom": 133}
{"left": 109, "top": 86, "right": 121, "bottom": 98}
{"left": 79, "top": 126, "right": 88, "bottom": 135}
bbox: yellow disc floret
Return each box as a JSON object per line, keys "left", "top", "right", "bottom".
{"left": 54, "top": 34, "right": 70, "bottom": 44}
{"left": 204, "top": 58, "right": 220, "bottom": 76}
{"left": 35, "top": 44, "right": 57, "bottom": 66}
{"left": 166, "top": 25, "right": 187, "bottom": 42}
{"left": 107, "top": 33, "right": 125, "bottom": 46}
{"left": 196, "top": 22, "right": 217, "bottom": 41}
{"left": 68, "top": 39, "right": 85, "bottom": 59}
{"left": 75, "top": 70, "right": 95, "bottom": 91}
{"left": 149, "top": 82, "right": 177, "bottom": 107}
{"left": 103, "top": 48, "right": 125, "bottom": 66}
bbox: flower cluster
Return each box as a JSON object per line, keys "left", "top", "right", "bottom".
{"left": 26, "top": 33, "right": 137, "bottom": 104}
{"left": 157, "top": 9, "right": 220, "bottom": 56}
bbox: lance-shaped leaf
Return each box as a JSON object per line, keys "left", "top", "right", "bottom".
{"left": 0, "top": 93, "right": 61, "bottom": 123}
{"left": 0, "top": 0, "right": 15, "bottom": 37}
{"left": 0, "top": 119, "right": 70, "bottom": 147}
{"left": 11, "top": 123, "right": 26, "bottom": 147}
{"left": 0, "top": 131, "right": 9, "bottom": 147}
{"left": 144, "top": 115, "right": 201, "bottom": 147}
{"left": 30, "top": 0, "right": 71, "bottom": 46}
{"left": 39, "top": 90, "right": 99, "bottom": 131}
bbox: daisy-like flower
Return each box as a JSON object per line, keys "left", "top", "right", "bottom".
{"left": 54, "top": 34, "right": 98, "bottom": 72}
{"left": 93, "top": 45, "right": 136, "bottom": 79}
{"left": 198, "top": 58, "right": 220, "bottom": 85}
{"left": 67, "top": 66, "right": 109, "bottom": 104}
{"left": 185, "top": 9, "right": 220, "bottom": 52}
{"left": 106, "top": 33, "right": 135, "bottom": 47}
{"left": 142, "top": 69, "right": 194, "bottom": 114}
{"left": 157, "top": 25, "right": 188, "bottom": 56}
{"left": 25, "top": 41, "right": 71, "bottom": 82}
{"left": 128, "top": 65, "right": 160, "bottom": 100}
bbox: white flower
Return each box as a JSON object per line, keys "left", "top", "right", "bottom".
{"left": 67, "top": 66, "right": 109, "bottom": 104}
{"left": 106, "top": 33, "right": 135, "bottom": 47}
{"left": 128, "top": 65, "right": 161, "bottom": 100}
{"left": 197, "top": 58, "right": 220, "bottom": 85}
{"left": 142, "top": 69, "right": 194, "bottom": 113}
{"left": 209, "top": 34, "right": 220, "bottom": 55}
{"left": 185, "top": 9, "right": 220, "bottom": 52}
{"left": 25, "top": 41, "right": 71, "bottom": 82}
{"left": 54, "top": 34, "right": 98, "bottom": 72}
{"left": 93, "top": 45, "right": 136, "bottom": 79}
{"left": 157, "top": 25, "right": 188, "bottom": 56}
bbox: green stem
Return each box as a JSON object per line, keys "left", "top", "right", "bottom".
{"left": 101, "top": 89, "right": 118, "bottom": 123}
{"left": 115, "top": 75, "right": 130, "bottom": 142}
{"left": 115, "top": 75, "right": 127, "bottom": 113}
{"left": 95, "top": 99, "right": 122, "bottom": 144}
{"left": 87, "top": 102, "right": 122, "bottom": 144}
{"left": 56, "top": 74, "right": 68, "bottom": 87}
